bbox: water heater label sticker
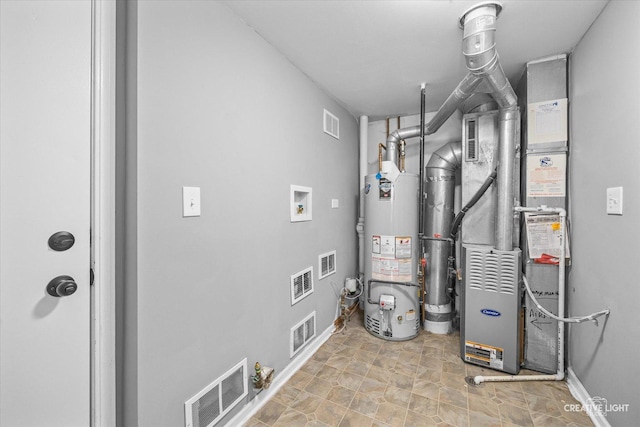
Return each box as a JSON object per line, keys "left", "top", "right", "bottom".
{"left": 405, "top": 310, "right": 416, "bottom": 321}
{"left": 372, "top": 235, "right": 381, "bottom": 254}
{"left": 371, "top": 256, "right": 412, "bottom": 282}
{"left": 395, "top": 237, "right": 412, "bottom": 259}
{"left": 526, "top": 153, "right": 566, "bottom": 197}
{"left": 380, "top": 236, "right": 395, "bottom": 256}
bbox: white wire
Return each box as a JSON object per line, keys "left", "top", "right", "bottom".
{"left": 523, "top": 275, "right": 609, "bottom": 324}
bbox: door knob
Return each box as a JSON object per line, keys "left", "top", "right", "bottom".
{"left": 47, "top": 275, "right": 78, "bottom": 297}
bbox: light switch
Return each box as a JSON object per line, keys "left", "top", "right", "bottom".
{"left": 606, "top": 187, "right": 623, "bottom": 215}
{"left": 331, "top": 199, "right": 339, "bottom": 209}
{"left": 183, "top": 186, "right": 201, "bottom": 217}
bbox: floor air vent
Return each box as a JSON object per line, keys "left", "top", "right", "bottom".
{"left": 291, "top": 311, "right": 316, "bottom": 357}
{"left": 318, "top": 250, "right": 336, "bottom": 279}
{"left": 323, "top": 109, "right": 339, "bottom": 139}
{"left": 185, "top": 359, "right": 247, "bottom": 427}
{"left": 291, "top": 266, "right": 314, "bottom": 305}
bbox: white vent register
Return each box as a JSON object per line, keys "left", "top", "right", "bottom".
{"left": 318, "top": 250, "right": 336, "bottom": 279}
{"left": 291, "top": 266, "right": 314, "bottom": 305}
{"left": 290, "top": 311, "right": 316, "bottom": 357}
{"left": 323, "top": 109, "right": 339, "bottom": 139}
{"left": 184, "top": 359, "right": 247, "bottom": 427}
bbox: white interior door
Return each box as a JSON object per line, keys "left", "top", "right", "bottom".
{"left": 1, "top": 1, "right": 92, "bottom": 426}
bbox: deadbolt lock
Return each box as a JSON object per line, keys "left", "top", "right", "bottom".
{"left": 47, "top": 275, "right": 78, "bottom": 297}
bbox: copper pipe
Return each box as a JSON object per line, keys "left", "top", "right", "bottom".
{"left": 378, "top": 143, "right": 386, "bottom": 173}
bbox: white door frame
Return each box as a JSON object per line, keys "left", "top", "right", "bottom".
{"left": 90, "top": 0, "right": 116, "bottom": 425}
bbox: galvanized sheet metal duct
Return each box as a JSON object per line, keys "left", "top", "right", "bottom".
{"left": 424, "top": 142, "right": 461, "bottom": 332}
{"left": 382, "top": 1, "right": 518, "bottom": 333}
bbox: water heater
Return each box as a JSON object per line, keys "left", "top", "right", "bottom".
{"left": 363, "top": 173, "right": 421, "bottom": 341}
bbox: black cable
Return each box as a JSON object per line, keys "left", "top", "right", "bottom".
{"left": 450, "top": 168, "right": 497, "bottom": 239}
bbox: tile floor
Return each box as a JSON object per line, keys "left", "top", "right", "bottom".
{"left": 244, "top": 309, "right": 594, "bottom": 427}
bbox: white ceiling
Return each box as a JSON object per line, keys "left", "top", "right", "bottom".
{"left": 224, "top": 0, "right": 608, "bottom": 121}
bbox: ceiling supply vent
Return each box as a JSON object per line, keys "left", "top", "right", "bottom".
{"left": 318, "top": 250, "right": 336, "bottom": 279}
{"left": 465, "top": 119, "right": 478, "bottom": 162}
{"left": 291, "top": 266, "right": 314, "bottom": 305}
{"left": 323, "top": 109, "right": 339, "bottom": 139}
{"left": 184, "top": 359, "right": 248, "bottom": 427}
{"left": 290, "top": 311, "right": 316, "bottom": 358}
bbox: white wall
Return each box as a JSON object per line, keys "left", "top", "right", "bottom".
{"left": 568, "top": 1, "right": 640, "bottom": 424}
{"left": 121, "top": 1, "right": 359, "bottom": 425}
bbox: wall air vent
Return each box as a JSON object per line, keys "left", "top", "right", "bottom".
{"left": 318, "top": 250, "right": 336, "bottom": 279}
{"left": 184, "top": 359, "right": 248, "bottom": 427}
{"left": 323, "top": 109, "right": 339, "bottom": 139}
{"left": 465, "top": 119, "right": 478, "bottom": 162}
{"left": 291, "top": 266, "right": 314, "bottom": 305}
{"left": 290, "top": 311, "right": 316, "bottom": 358}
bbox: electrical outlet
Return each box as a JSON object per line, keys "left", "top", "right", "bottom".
{"left": 606, "top": 187, "right": 623, "bottom": 215}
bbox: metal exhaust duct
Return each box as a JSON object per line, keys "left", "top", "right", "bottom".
{"left": 459, "top": 0, "right": 518, "bottom": 251}
{"left": 423, "top": 141, "right": 462, "bottom": 334}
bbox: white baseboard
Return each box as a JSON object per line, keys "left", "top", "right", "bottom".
{"left": 225, "top": 324, "right": 335, "bottom": 427}
{"left": 566, "top": 366, "right": 610, "bottom": 427}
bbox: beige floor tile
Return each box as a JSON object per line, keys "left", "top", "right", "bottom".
{"left": 316, "top": 365, "right": 342, "bottom": 383}
{"left": 412, "top": 377, "right": 441, "bottom": 400}
{"left": 438, "top": 385, "right": 468, "bottom": 410}
{"left": 272, "top": 384, "right": 302, "bottom": 406}
{"left": 403, "top": 409, "right": 438, "bottom": 426}
{"left": 290, "top": 390, "right": 324, "bottom": 415}
{"left": 498, "top": 402, "right": 535, "bottom": 426}
{"left": 468, "top": 393, "right": 500, "bottom": 419}
{"left": 272, "top": 407, "right": 309, "bottom": 427}
{"left": 525, "top": 392, "right": 563, "bottom": 418}
{"left": 439, "top": 371, "right": 468, "bottom": 392}
{"left": 383, "top": 385, "right": 411, "bottom": 408}
{"left": 337, "top": 371, "right": 364, "bottom": 391}
{"left": 375, "top": 401, "right": 407, "bottom": 427}
{"left": 388, "top": 372, "right": 414, "bottom": 391}
{"left": 305, "top": 376, "right": 334, "bottom": 399}
{"left": 372, "top": 355, "right": 398, "bottom": 370}
{"left": 530, "top": 411, "right": 572, "bottom": 427}
{"left": 338, "top": 409, "right": 374, "bottom": 427}
{"left": 326, "top": 385, "right": 356, "bottom": 407}
{"left": 288, "top": 370, "right": 315, "bottom": 390}
{"left": 325, "top": 354, "right": 352, "bottom": 371}
{"left": 246, "top": 309, "right": 593, "bottom": 427}
{"left": 361, "top": 341, "right": 383, "bottom": 354}
{"left": 243, "top": 417, "right": 270, "bottom": 427}
{"left": 438, "top": 401, "right": 469, "bottom": 427}
{"left": 349, "top": 391, "right": 380, "bottom": 418}
{"left": 359, "top": 376, "right": 389, "bottom": 399}
{"left": 468, "top": 410, "right": 502, "bottom": 427}
{"left": 301, "top": 358, "right": 326, "bottom": 376}
{"left": 407, "top": 392, "right": 438, "bottom": 416}
{"left": 315, "top": 400, "right": 348, "bottom": 426}
{"left": 253, "top": 399, "right": 288, "bottom": 426}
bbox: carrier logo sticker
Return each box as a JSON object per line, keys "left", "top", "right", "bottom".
{"left": 480, "top": 309, "right": 501, "bottom": 317}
